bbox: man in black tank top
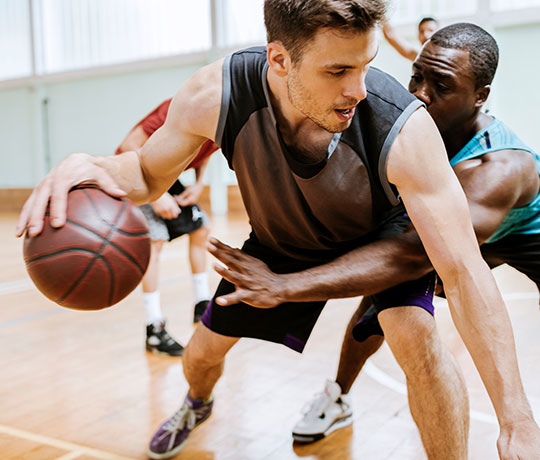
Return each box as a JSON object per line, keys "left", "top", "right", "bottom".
{"left": 16, "top": 2, "right": 539, "bottom": 459}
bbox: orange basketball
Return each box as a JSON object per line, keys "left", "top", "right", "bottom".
{"left": 23, "top": 187, "right": 150, "bottom": 310}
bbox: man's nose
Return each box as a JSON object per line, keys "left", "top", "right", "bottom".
{"left": 412, "top": 83, "right": 431, "bottom": 105}
{"left": 342, "top": 73, "right": 367, "bottom": 102}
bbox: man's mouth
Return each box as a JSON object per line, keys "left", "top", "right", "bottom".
{"left": 335, "top": 107, "right": 355, "bottom": 120}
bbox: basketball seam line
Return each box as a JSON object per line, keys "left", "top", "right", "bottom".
{"left": 63, "top": 219, "right": 146, "bottom": 275}
{"left": 57, "top": 250, "right": 112, "bottom": 305}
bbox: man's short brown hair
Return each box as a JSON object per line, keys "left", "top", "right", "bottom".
{"left": 264, "top": 0, "right": 387, "bottom": 63}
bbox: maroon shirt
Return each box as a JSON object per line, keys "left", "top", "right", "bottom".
{"left": 116, "top": 98, "right": 218, "bottom": 169}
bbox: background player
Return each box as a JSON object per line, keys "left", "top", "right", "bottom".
{"left": 116, "top": 99, "right": 218, "bottom": 356}
{"left": 383, "top": 16, "right": 439, "bottom": 61}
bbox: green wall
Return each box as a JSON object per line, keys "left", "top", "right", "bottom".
{"left": 0, "top": 61, "right": 204, "bottom": 187}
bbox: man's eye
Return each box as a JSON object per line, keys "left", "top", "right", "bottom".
{"left": 329, "top": 70, "right": 346, "bottom": 77}
{"left": 436, "top": 83, "right": 449, "bottom": 92}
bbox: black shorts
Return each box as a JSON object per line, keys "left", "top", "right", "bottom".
{"left": 201, "top": 210, "right": 437, "bottom": 353}
{"left": 481, "top": 233, "right": 540, "bottom": 290}
{"left": 351, "top": 232, "right": 540, "bottom": 343}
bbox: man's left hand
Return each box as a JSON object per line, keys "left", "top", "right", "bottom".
{"left": 207, "top": 238, "right": 286, "bottom": 308}
{"left": 174, "top": 183, "right": 204, "bottom": 206}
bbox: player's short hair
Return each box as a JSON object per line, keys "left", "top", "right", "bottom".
{"left": 430, "top": 22, "right": 499, "bottom": 88}
{"left": 418, "top": 17, "right": 439, "bottom": 27}
{"left": 264, "top": 0, "right": 386, "bottom": 63}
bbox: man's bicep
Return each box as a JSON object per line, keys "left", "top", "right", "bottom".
{"left": 457, "top": 162, "right": 526, "bottom": 244}
{"left": 387, "top": 109, "right": 482, "bottom": 280}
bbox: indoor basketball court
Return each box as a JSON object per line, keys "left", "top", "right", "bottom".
{"left": 1, "top": 1, "right": 540, "bottom": 460}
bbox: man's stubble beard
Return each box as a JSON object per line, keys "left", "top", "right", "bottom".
{"left": 286, "top": 73, "right": 347, "bottom": 134}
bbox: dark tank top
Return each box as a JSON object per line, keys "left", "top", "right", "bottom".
{"left": 216, "top": 46, "right": 422, "bottom": 262}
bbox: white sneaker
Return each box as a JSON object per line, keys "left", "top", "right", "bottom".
{"left": 292, "top": 380, "right": 353, "bottom": 443}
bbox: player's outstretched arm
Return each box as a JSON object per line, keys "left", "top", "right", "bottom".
{"left": 387, "top": 108, "right": 540, "bottom": 459}
{"left": 382, "top": 22, "right": 419, "bottom": 61}
{"left": 16, "top": 59, "right": 223, "bottom": 238}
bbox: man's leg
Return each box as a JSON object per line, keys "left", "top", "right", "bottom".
{"left": 142, "top": 240, "right": 164, "bottom": 294}
{"left": 189, "top": 225, "right": 212, "bottom": 322}
{"left": 379, "top": 306, "right": 469, "bottom": 460}
{"left": 183, "top": 322, "right": 239, "bottom": 399}
{"left": 142, "top": 240, "right": 184, "bottom": 356}
{"left": 336, "top": 296, "right": 385, "bottom": 393}
{"left": 293, "top": 297, "right": 384, "bottom": 442}
{"left": 148, "top": 324, "right": 239, "bottom": 459}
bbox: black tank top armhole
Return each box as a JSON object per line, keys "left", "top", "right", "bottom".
{"left": 378, "top": 99, "right": 425, "bottom": 205}
{"left": 215, "top": 54, "right": 232, "bottom": 150}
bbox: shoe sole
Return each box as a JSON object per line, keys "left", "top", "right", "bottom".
{"left": 292, "top": 414, "right": 353, "bottom": 444}
{"left": 147, "top": 438, "right": 187, "bottom": 460}
{"left": 145, "top": 345, "right": 183, "bottom": 357}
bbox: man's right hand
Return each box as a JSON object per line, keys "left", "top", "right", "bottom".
{"left": 151, "top": 193, "right": 181, "bottom": 220}
{"left": 16, "top": 153, "right": 126, "bottom": 238}
{"left": 497, "top": 418, "right": 540, "bottom": 460}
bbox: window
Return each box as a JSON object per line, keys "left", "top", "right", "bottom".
{"left": 0, "top": 0, "right": 32, "bottom": 80}
{"left": 39, "top": 0, "right": 212, "bottom": 74}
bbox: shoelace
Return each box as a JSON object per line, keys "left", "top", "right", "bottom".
{"left": 301, "top": 391, "right": 333, "bottom": 418}
{"left": 163, "top": 405, "right": 196, "bottom": 432}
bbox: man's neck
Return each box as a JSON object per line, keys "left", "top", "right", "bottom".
{"left": 444, "top": 111, "right": 492, "bottom": 159}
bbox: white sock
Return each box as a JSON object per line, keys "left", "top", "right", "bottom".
{"left": 143, "top": 291, "right": 164, "bottom": 325}
{"left": 192, "top": 272, "right": 210, "bottom": 303}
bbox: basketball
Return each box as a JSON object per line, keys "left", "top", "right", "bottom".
{"left": 23, "top": 187, "right": 151, "bottom": 310}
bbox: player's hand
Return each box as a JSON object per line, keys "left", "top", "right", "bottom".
{"left": 151, "top": 193, "right": 181, "bottom": 220}
{"left": 208, "top": 237, "right": 286, "bottom": 308}
{"left": 174, "top": 183, "right": 204, "bottom": 206}
{"left": 16, "top": 153, "right": 126, "bottom": 238}
{"left": 497, "top": 418, "right": 540, "bottom": 459}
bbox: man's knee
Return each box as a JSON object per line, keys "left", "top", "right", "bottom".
{"left": 190, "top": 225, "right": 210, "bottom": 246}
{"left": 184, "top": 324, "right": 238, "bottom": 369}
{"left": 379, "top": 307, "right": 442, "bottom": 376}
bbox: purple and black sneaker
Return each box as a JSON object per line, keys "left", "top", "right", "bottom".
{"left": 148, "top": 394, "right": 214, "bottom": 459}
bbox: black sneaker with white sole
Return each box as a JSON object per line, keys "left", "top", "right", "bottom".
{"left": 146, "top": 321, "right": 184, "bottom": 356}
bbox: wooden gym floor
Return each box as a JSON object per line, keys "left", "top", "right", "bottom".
{"left": 0, "top": 210, "right": 539, "bottom": 460}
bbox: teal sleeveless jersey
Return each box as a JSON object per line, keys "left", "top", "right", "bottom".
{"left": 450, "top": 118, "right": 540, "bottom": 243}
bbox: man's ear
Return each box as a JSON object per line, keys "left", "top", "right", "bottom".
{"left": 267, "top": 41, "right": 291, "bottom": 77}
{"left": 475, "top": 85, "right": 491, "bottom": 108}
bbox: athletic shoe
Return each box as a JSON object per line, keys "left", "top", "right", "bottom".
{"left": 146, "top": 321, "right": 184, "bottom": 356}
{"left": 193, "top": 300, "right": 209, "bottom": 323}
{"left": 292, "top": 380, "right": 353, "bottom": 443}
{"left": 148, "top": 394, "right": 214, "bottom": 459}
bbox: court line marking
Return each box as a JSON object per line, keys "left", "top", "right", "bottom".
{"left": 363, "top": 361, "right": 499, "bottom": 425}
{"left": 0, "top": 274, "right": 190, "bottom": 329}
{"left": 0, "top": 424, "right": 136, "bottom": 460}
{"left": 0, "top": 273, "right": 190, "bottom": 297}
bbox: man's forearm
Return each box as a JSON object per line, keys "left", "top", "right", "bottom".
{"left": 94, "top": 151, "right": 153, "bottom": 204}
{"left": 280, "top": 231, "right": 432, "bottom": 302}
{"left": 445, "top": 262, "right": 534, "bottom": 425}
